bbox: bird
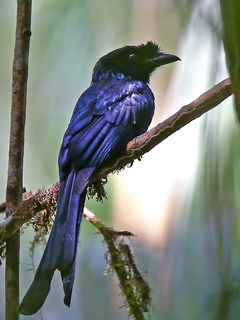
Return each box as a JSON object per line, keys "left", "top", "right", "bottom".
{"left": 19, "top": 41, "right": 180, "bottom": 315}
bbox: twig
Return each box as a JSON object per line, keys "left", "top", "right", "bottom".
{"left": 5, "top": 1, "right": 32, "bottom": 320}
{"left": 84, "top": 209, "right": 150, "bottom": 319}
{"left": 0, "top": 78, "right": 233, "bottom": 246}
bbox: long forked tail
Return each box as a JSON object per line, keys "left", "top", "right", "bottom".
{"left": 19, "top": 169, "right": 92, "bottom": 315}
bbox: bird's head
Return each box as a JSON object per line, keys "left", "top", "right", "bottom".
{"left": 92, "top": 41, "right": 180, "bottom": 83}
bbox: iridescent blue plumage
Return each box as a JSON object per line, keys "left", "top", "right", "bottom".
{"left": 19, "top": 41, "right": 180, "bottom": 315}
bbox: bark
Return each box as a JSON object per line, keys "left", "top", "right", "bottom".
{"left": 5, "top": 1, "right": 32, "bottom": 319}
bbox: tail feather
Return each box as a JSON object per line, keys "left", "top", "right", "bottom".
{"left": 19, "top": 169, "right": 92, "bottom": 315}
{"left": 62, "top": 264, "right": 76, "bottom": 307}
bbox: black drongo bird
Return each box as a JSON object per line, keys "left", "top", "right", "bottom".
{"left": 19, "top": 41, "right": 180, "bottom": 315}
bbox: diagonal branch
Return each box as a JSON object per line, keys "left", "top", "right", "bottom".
{"left": 99, "top": 77, "right": 232, "bottom": 176}
{"left": 0, "top": 77, "right": 233, "bottom": 245}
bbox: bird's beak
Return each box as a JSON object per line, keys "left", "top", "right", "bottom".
{"left": 146, "top": 53, "right": 181, "bottom": 67}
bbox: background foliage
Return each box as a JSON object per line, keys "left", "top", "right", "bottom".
{"left": 0, "top": 0, "right": 239, "bottom": 319}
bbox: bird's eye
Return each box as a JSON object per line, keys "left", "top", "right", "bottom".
{"left": 129, "top": 53, "right": 137, "bottom": 60}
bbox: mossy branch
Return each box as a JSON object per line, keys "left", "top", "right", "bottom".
{"left": 84, "top": 209, "right": 151, "bottom": 319}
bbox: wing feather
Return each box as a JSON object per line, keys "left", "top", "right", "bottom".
{"left": 59, "top": 79, "right": 155, "bottom": 176}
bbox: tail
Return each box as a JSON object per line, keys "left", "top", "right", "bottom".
{"left": 19, "top": 168, "right": 94, "bottom": 315}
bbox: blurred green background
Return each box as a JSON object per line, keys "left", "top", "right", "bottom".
{"left": 1, "top": 0, "right": 240, "bottom": 319}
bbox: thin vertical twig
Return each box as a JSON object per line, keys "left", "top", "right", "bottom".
{"left": 5, "top": 1, "right": 32, "bottom": 320}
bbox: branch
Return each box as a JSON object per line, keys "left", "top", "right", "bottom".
{"left": 5, "top": 1, "right": 32, "bottom": 319}
{"left": 99, "top": 77, "right": 232, "bottom": 176}
{"left": 84, "top": 208, "right": 150, "bottom": 319}
{"left": 0, "top": 78, "right": 233, "bottom": 245}
{"left": 0, "top": 183, "right": 59, "bottom": 245}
